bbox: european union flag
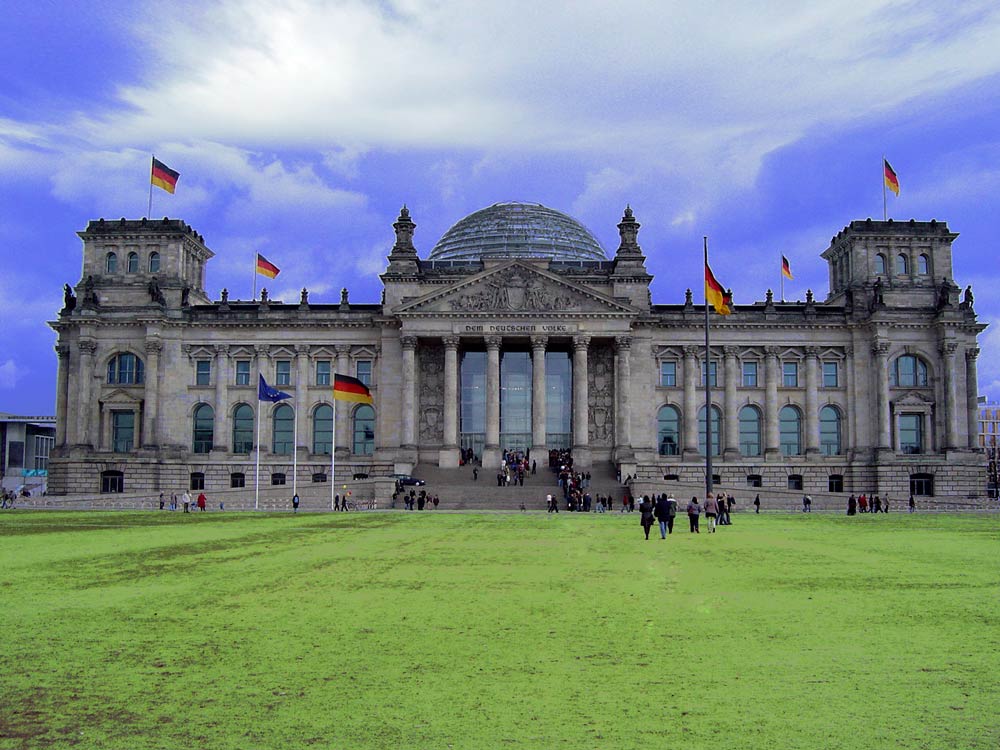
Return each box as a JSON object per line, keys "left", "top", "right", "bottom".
{"left": 258, "top": 374, "right": 291, "bottom": 402}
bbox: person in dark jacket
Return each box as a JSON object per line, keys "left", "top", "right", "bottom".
{"left": 639, "top": 495, "right": 655, "bottom": 540}
{"left": 754, "top": 494, "right": 761, "bottom": 513}
{"left": 686, "top": 497, "right": 701, "bottom": 533}
{"left": 654, "top": 493, "right": 677, "bottom": 538}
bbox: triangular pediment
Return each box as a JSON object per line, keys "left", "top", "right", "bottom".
{"left": 396, "top": 261, "right": 637, "bottom": 316}
{"left": 892, "top": 390, "right": 934, "bottom": 407}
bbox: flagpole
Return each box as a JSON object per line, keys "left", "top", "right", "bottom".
{"left": 255, "top": 402, "right": 261, "bottom": 511}
{"left": 704, "top": 236, "right": 713, "bottom": 501}
{"left": 780, "top": 256, "right": 784, "bottom": 303}
{"left": 882, "top": 154, "right": 887, "bottom": 221}
{"left": 292, "top": 405, "right": 298, "bottom": 498}
{"left": 252, "top": 252, "right": 258, "bottom": 301}
{"left": 147, "top": 155, "right": 154, "bottom": 219}
{"left": 331, "top": 398, "right": 337, "bottom": 510}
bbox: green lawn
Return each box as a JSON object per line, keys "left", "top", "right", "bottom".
{"left": 1, "top": 510, "right": 998, "bottom": 749}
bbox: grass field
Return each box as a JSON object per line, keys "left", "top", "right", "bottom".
{"left": 1, "top": 510, "right": 998, "bottom": 749}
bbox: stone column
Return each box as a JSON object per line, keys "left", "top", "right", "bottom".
{"left": 142, "top": 339, "right": 161, "bottom": 448}
{"left": 966, "top": 347, "right": 980, "bottom": 450}
{"left": 483, "top": 336, "right": 502, "bottom": 468}
{"left": 295, "top": 344, "right": 309, "bottom": 459}
{"left": 723, "top": 346, "right": 739, "bottom": 460}
{"left": 55, "top": 344, "right": 70, "bottom": 447}
{"left": 256, "top": 346, "right": 271, "bottom": 453}
{"left": 572, "top": 336, "right": 590, "bottom": 464}
{"left": 682, "top": 345, "right": 699, "bottom": 459}
{"left": 401, "top": 337, "right": 417, "bottom": 449}
{"left": 335, "top": 345, "right": 351, "bottom": 456}
{"left": 440, "top": 336, "right": 461, "bottom": 467}
{"left": 843, "top": 346, "right": 855, "bottom": 455}
{"left": 614, "top": 336, "right": 632, "bottom": 454}
{"left": 530, "top": 336, "right": 547, "bottom": 456}
{"left": 76, "top": 339, "right": 96, "bottom": 447}
{"left": 214, "top": 345, "right": 229, "bottom": 452}
{"left": 804, "top": 346, "right": 819, "bottom": 456}
{"left": 764, "top": 346, "right": 780, "bottom": 460}
{"left": 941, "top": 341, "right": 959, "bottom": 450}
{"left": 873, "top": 341, "right": 891, "bottom": 452}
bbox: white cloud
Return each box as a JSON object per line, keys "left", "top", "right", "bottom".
{"left": 0, "top": 360, "right": 24, "bottom": 390}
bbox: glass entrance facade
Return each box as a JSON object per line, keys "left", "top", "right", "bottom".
{"left": 460, "top": 350, "right": 486, "bottom": 457}
{"left": 545, "top": 351, "right": 572, "bottom": 449}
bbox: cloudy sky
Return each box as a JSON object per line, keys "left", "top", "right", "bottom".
{"left": 2, "top": 0, "right": 999, "bottom": 414}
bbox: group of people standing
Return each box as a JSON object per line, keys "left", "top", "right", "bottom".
{"left": 847, "top": 493, "right": 914, "bottom": 514}
{"left": 637, "top": 492, "right": 736, "bottom": 538}
{"left": 158, "top": 491, "right": 210, "bottom": 512}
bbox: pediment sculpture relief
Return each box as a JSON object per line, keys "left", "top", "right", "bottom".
{"left": 450, "top": 268, "right": 580, "bottom": 312}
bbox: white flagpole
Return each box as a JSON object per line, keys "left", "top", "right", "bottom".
{"left": 255, "top": 402, "right": 262, "bottom": 510}
{"left": 331, "top": 398, "right": 337, "bottom": 510}
{"left": 147, "top": 154, "right": 154, "bottom": 219}
{"left": 882, "top": 154, "right": 887, "bottom": 222}
{"left": 252, "top": 251, "right": 258, "bottom": 301}
{"left": 780, "top": 257, "right": 784, "bottom": 303}
{"left": 292, "top": 405, "right": 298, "bottom": 497}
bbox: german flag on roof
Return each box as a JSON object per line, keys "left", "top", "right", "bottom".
{"left": 150, "top": 157, "right": 179, "bottom": 194}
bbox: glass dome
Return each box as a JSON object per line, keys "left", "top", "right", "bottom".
{"left": 427, "top": 201, "right": 607, "bottom": 262}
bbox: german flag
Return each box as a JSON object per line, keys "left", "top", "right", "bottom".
{"left": 333, "top": 374, "right": 373, "bottom": 404}
{"left": 256, "top": 253, "right": 280, "bottom": 279}
{"left": 782, "top": 255, "right": 794, "bottom": 280}
{"left": 883, "top": 159, "right": 899, "bottom": 196}
{"left": 705, "top": 262, "right": 732, "bottom": 315}
{"left": 150, "top": 157, "right": 179, "bottom": 194}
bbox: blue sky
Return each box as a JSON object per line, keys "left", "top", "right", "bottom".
{"left": 2, "top": 0, "right": 999, "bottom": 415}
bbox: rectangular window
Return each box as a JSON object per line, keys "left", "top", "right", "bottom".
{"left": 34, "top": 436, "right": 53, "bottom": 472}
{"left": 112, "top": 411, "right": 135, "bottom": 453}
{"left": 701, "top": 361, "right": 717, "bottom": 387}
{"left": 899, "top": 414, "right": 923, "bottom": 454}
{"left": 660, "top": 362, "right": 676, "bottom": 387}
{"left": 190, "top": 472, "right": 205, "bottom": 491}
{"left": 823, "top": 362, "right": 838, "bottom": 388}
{"left": 276, "top": 360, "right": 291, "bottom": 386}
{"left": 235, "top": 360, "right": 250, "bottom": 386}
{"left": 230, "top": 472, "right": 245, "bottom": 489}
{"left": 316, "top": 360, "right": 331, "bottom": 386}
{"left": 783, "top": 362, "right": 798, "bottom": 387}
{"left": 356, "top": 359, "right": 372, "bottom": 386}
{"left": 742, "top": 362, "right": 758, "bottom": 387}
{"left": 196, "top": 360, "right": 211, "bottom": 386}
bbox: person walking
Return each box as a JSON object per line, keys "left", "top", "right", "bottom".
{"left": 159, "top": 492, "right": 165, "bottom": 510}
{"left": 170, "top": 492, "right": 178, "bottom": 511}
{"left": 754, "top": 493, "right": 760, "bottom": 513}
{"left": 473, "top": 467, "right": 478, "bottom": 481}
{"left": 703, "top": 494, "right": 719, "bottom": 533}
{"left": 847, "top": 494, "right": 857, "bottom": 515}
{"left": 687, "top": 496, "right": 701, "bottom": 533}
{"left": 639, "top": 495, "right": 655, "bottom": 540}
{"left": 908, "top": 495, "right": 915, "bottom": 513}
{"left": 182, "top": 491, "right": 191, "bottom": 513}
{"left": 654, "top": 493, "right": 676, "bottom": 538}
{"left": 292, "top": 493, "right": 300, "bottom": 513}
{"left": 196, "top": 492, "right": 207, "bottom": 512}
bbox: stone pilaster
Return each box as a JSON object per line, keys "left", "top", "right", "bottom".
{"left": 682, "top": 345, "right": 699, "bottom": 459}
{"left": 76, "top": 339, "right": 97, "bottom": 447}
{"left": 804, "top": 346, "right": 819, "bottom": 456}
{"left": 764, "top": 346, "right": 779, "bottom": 460}
{"left": 401, "top": 336, "right": 417, "bottom": 449}
{"left": 213, "top": 345, "right": 229, "bottom": 452}
{"left": 335, "top": 345, "right": 352, "bottom": 457}
{"left": 55, "top": 344, "right": 70, "bottom": 447}
{"left": 966, "top": 347, "right": 980, "bottom": 450}
{"left": 614, "top": 335, "right": 633, "bottom": 459}
{"left": 142, "top": 339, "right": 162, "bottom": 448}
{"left": 872, "top": 341, "right": 891, "bottom": 452}
{"left": 530, "top": 336, "right": 547, "bottom": 457}
{"left": 941, "top": 341, "right": 959, "bottom": 450}
{"left": 723, "top": 347, "right": 739, "bottom": 460}
{"left": 483, "top": 336, "right": 502, "bottom": 468}
{"left": 440, "top": 336, "right": 460, "bottom": 467}
{"left": 295, "top": 344, "right": 309, "bottom": 458}
{"left": 572, "top": 336, "right": 591, "bottom": 466}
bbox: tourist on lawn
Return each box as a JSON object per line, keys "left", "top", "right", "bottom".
{"left": 197, "top": 492, "right": 207, "bottom": 512}
{"left": 171, "top": 492, "right": 178, "bottom": 511}
{"left": 909, "top": 495, "right": 916, "bottom": 513}
{"left": 847, "top": 495, "right": 857, "bottom": 515}
{"left": 704, "top": 494, "right": 719, "bottom": 532}
{"left": 654, "top": 493, "right": 676, "bottom": 538}
{"left": 873, "top": 495, "right": 882, "bottom": 513}
{"left": 159, "top": 492, "right": 165, "bottom": 510}
{"left": 292, "top": 493, "right": 300, "bottom": 513}
{"left": 754, "top": 494, "right": 761, "bottom": 513}
{"left": 639, "top": 495, "right": 655, "bottom": 540}
{"left": 181, "top": 490, "right": 191, "bottom": 513}
{"left": 686, "top": 497, "right": 701, "bottom": 533}
{"left": 473, "top": 467, "right": 478, "bottom": 481}
{"left": 726, "top": 493, "right": 735, "bottom": 524}
{"left": 883, "top": 496, "right": 890, "bottom": 513}
{"left": 858, "top": 494, "right": 868, "bottom": 513}
{"left": 433, "top": 495, "right": 439, "bottom": 509}
{"left": 802, "top": 494, "right": 811, "bottom": 513}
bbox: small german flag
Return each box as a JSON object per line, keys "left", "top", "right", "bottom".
{"left": 705, "top": 262, "right": 732, "bottom": 315}
{"left": 782, "top": 255, "right": 794, "bottom": 280}
{"left": 333, "top": 374, "right": 373, "bottom": 404}
{"left": 150, "top": 157, "right": 179, "bottom": 194}
{"left": 256, "top": 253, "right": 280, "bottom": 279}
{"left": 883, "top": 159, "right": 899, "bottom": 196}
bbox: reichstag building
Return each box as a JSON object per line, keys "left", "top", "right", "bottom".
{"left": 49, "top": 202, "right": 986, "bottom": 499}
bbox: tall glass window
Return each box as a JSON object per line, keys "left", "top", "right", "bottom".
{"left": 739, "top": 405, "right": 761, "bottom": 456}
{"left": 316, "top": 361, "right": 331, "bottom": 386}
{"left": 275, "top": 360, "right": 291, "bottom": 386}
{"left": 546, "top": 351, "right": 572, "bottom": 449}
{"left": 742, "top": 362, "right": 758, "bottom": 387}
{"left": 698, "top": 405, "right": 722, "bottom": 456}
{"left": 235, "top": 360, "right": 251, "bottom": 386}
{"left": 106, "top": 252, "right": 118, "bottom": 273}
{"left": 783, "top": 362, "right": 798, "bottom": 387}
{"left": 353, "top": 404, "right": 375, "bottom": 454}
{"left": 313, "top": 404, "right": 333, "bottom": 454}
{"left": 780, "top": 405, "right": 802, "bottom": 456}
{"left": 272, "top": 404, "right": 294, "bottom": 454}
{"left": 232, "top": 404, "right": 254, "bottom": 453}
{"left": 896, "top": 253, "right": 908, "bottom": 275}
{"left": 822, "top": 362, "right": 838, "bottom": 388}
{"left": 891, "top": 355, "right": 928, "bottom": 387}
{"left": 196, "top": 360, "right": 211, "bottom": 386}
{"left": 820, "top": 405, "right": 842, "bottom": 455}
{"left": 660, "top": 362, "right": 676, "bottom": 386}
{"left": 107, "top": 353, "right": 144, "bottom": 385}
{"left": 501, "top": 351, "right": 531, "bottom": 450}
{"left": 899, "top": 414, "right": 922, "bottom": 454}
{"left": 356, "top": 360, "right": 372, "bottom": 386}
{"left": 874, "top": 254, "right": 886, "bottom": 275}
{"left": 193, "top": 403, "right": 214, "bottom": 453}
{"left": 657, "top": 405, "right": 680, "bottom": 455}
{"left": 127, "top": 251, "right": 139, "bottom": 273}
{"left": 148, "top": 251, "right": 160, "bottom": 273}
{"left": 918, "top": 254, "right": 929, "bottom": 275}
{"left": 460, "top": 350, "right": 486, "bottom": 456}
{"left": 112, "top": 411, "right": 134, "bottom": 452}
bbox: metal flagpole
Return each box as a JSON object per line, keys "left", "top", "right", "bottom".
{"left": 147, "top": 155, "right": 154, "bottom": 219}
{"left": 704, "top": 236, "right": 714, "bottom": 500}
{"left": 882, "top": 154, "right": 887, "bottom": 222}
{"left": 255, "top": 402, "right": 262, "bottom": 510}
{"left": 331, "top": 398, "right": 337, "bottom": 510}
{"left": 292, "top": 406, "right": 298, "bottom": 497}
{"left": 780, "top": 257, "right": 784, "bottom": 303}
{"left": 252, "top": 251, "right": 258, "bottom": 301}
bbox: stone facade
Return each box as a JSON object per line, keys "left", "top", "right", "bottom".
{"left": 48, "top": 210, "right": 988, "bottom": 500}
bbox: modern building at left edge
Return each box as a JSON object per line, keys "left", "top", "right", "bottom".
{"left": 48, "top": 203, "right": 987, "bottom": 500}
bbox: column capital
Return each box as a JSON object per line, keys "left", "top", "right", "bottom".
{"left": 530, "top": 335, "right": 547, "bottom": 352}
{"left": 214, "top": 344, "right": 228, "bottom": 356}
{"left": 255, "top": 344, "right": 270, "bottom": 357}
{"left": 335, "top": 344, "right": 352, "bottom": 357}
{"left": 145, "top": 339, "right": 162, "bottom": 355}
{"left": 723, "top": 345, "right": 739, "bottom": 359}
{"left": 55, "top": 343, "right": 71, "bottom": 359}
{"left": 614, "top": 335, "right": 631, "bottom": 351}
{"left": 966, "top": 346, "right": 980, "bottom": 362}
{"left": 182, "top": 344, "right": 193, "bottom": 356}
{"left": 295, "top": 343, "right": 311, "bottom": 356}
{"left": 442, "top": 336, "right": 460, "bottom": 350}
{"left": 485, "top": 335, "right": 503, "bottom": 351}
{"left": 939, "top": 341, "right": 958, "bottom": 357}
{"left": 844, "top": 345, "right": 854, "bottom": 358}
{"left": 682, "top": 345, "right": 700, "bottom": 359}
{"left": 573, "top": 335, "right": 591, "bottom": 351}
{"left": 763, "top": 345, "right": 780, "bottom": 359}
{"left": 871, "top": 341, "right": 890, "bottom": 357}
{"left": 78, "top": 339, "right": 97, "bottom": 355}
{"left": 400, "top": 336, "right": 418, "bottom": 351}
{"left": 804, "top": 346, "right": 820, "bottom": 359}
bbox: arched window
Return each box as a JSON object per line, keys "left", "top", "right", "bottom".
{"left": 779, "top": 405, "right": 802, "bottom": 456}
{"left": 107, "top": 353, "right": 144, "bottom": 384}
{"left": 891, "top": 355, "right": 928, "bottom": 387}
{"left": 148, "top": 251, "right": 161, "bottom": 273}
{"left": 819, "top": 405, "right": 842, "bottom": 455}
{"left": 272, "top": 404, "right": 294, "bottom": 455}
{"left": 698, "top": 405, "right": 722, "bottom": 457}
{"left": 353, "top": 404, "right": 375, "bottom": 455}
{"left": 896, "top": 253, "right": 908, "bottom": 275}
{"left": 874, "top": 254, "right": 886, "bottom": 275}
{"left": 232, "top": 404, "right": 254, "bottom": 453}
{"left": 917, "top": 254, "right": 929, "bottom": 275}
{"left": 657, "top": 405, "right": 680, "bottom": 455}
{"left": 192, "top": 403, "right": 214, "bottom": 454}
{"left": 313, "top": 404, "right": 333, "bottom": 454}
{"left": 739, "top": 405, "right": 762, "bottom": 456}
{"left": 127, "top": 251, "right": 139, "bottom": 273}
{"left": 105, "top": 252, "right": 118, "bottom": 273}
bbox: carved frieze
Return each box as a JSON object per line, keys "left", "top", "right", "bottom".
{"left": 418, "top": 340, "right": 444, "bottom": 444}
{"left": 451, "top": 267, "right": 579, "bottom": 312}
{"left": 588, "top": 343, "right": 614, "bottom": 447}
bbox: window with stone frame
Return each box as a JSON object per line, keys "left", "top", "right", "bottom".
{"left": 275, "top": 359, "right": 292, "bottom": 386}
{"left": 195, "top": 360, "right": 211, "bottom": 386}
{"left": 822, "top": 361, "right": 838, "bottom": 388}
{"left": 742, "top": 361, "right": 758, "bottom": 387}
{"left": 316, "top": 360, "right": 331, "bottom": 386}
{"left": 235, "top": 360, "right": 251, "bottom": 386}
{"left": 356, "top": 359, "right": 373, "bottom": 386}
{"left": 782, "top": 362, "right": 799, "bottom": 387}
{"left": 660, "top": 361, "right": 677, "bottom": 387}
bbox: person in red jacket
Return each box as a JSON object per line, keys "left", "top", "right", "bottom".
{"left": 196, "top": 492, "right": 207, "bottom": 512}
